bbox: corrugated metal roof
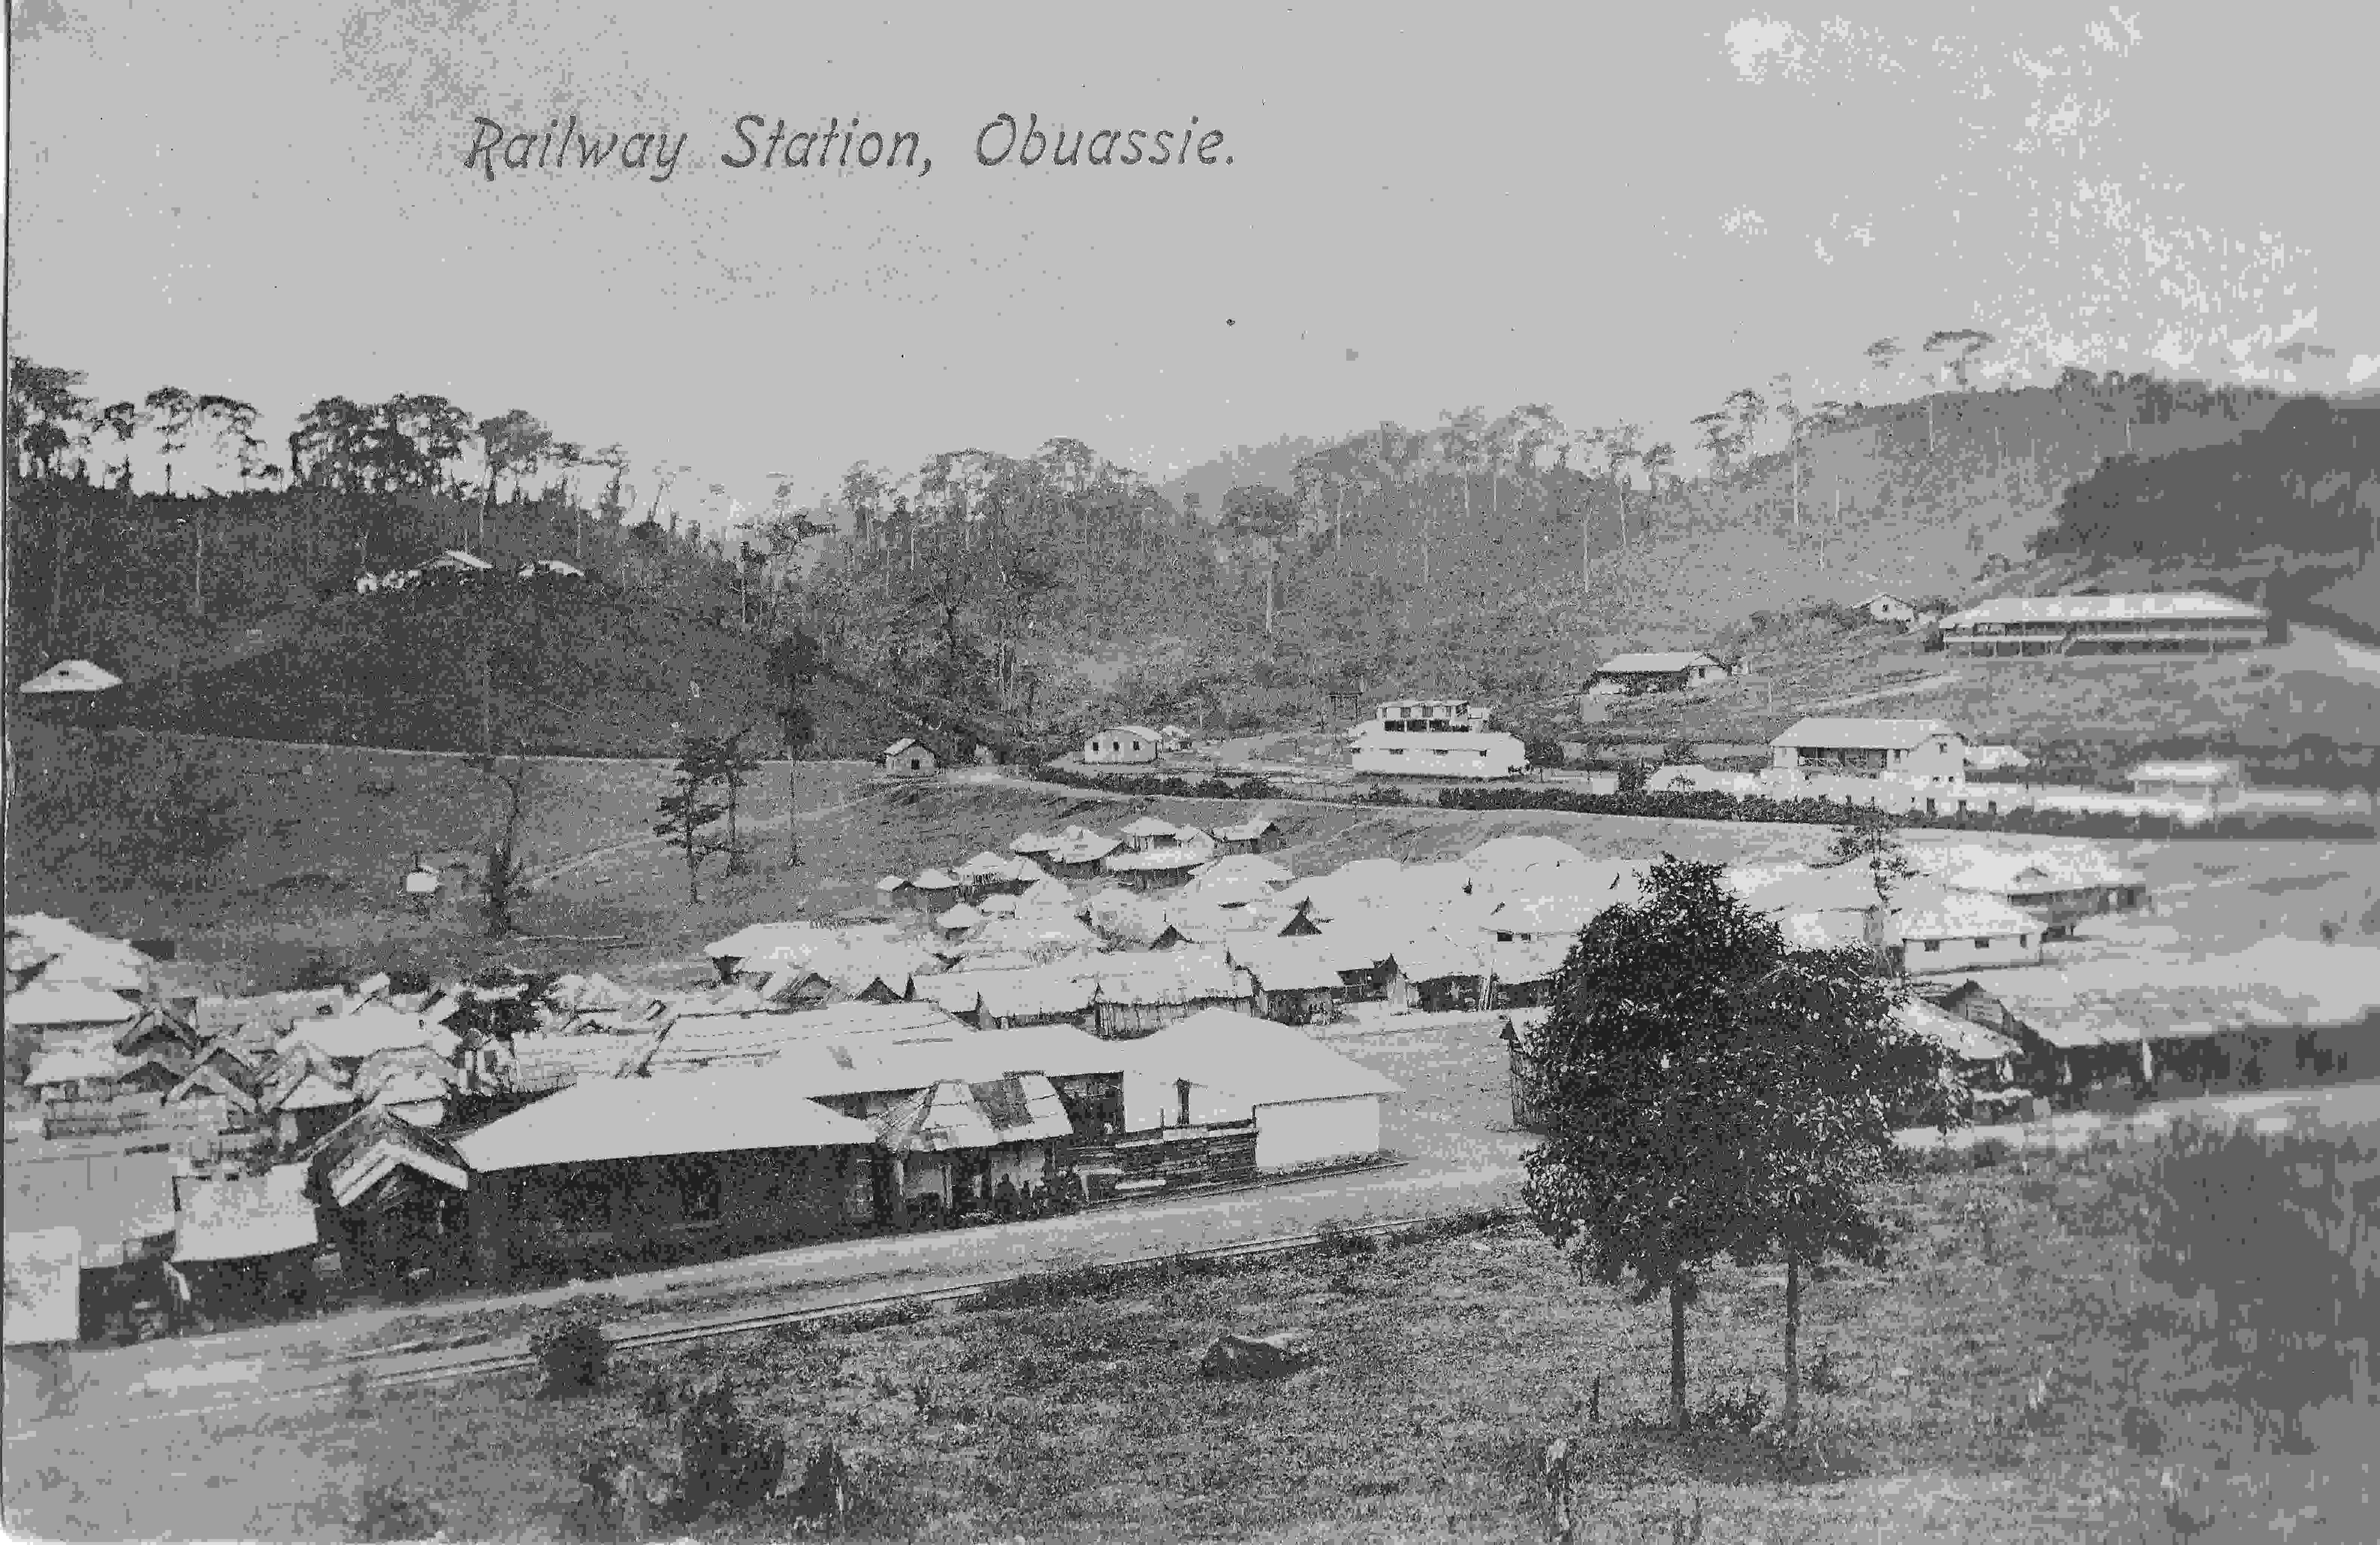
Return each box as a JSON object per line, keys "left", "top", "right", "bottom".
{"left": 1595, "top": 652, "right": 1722, "bottom": 674}
{"left": 5, "top": 1226, "right": 83, "bottom": 1344}
{"left": 1386, "top": 930, "right": 1484, "bottom": 982}
{"left": 1895, "top": 999, "right": 2022, "bottom": 1061}
{"left": 172, "top": 1166, "right": 320, "bottom": 1263}
{"left": 1892, "top": 884, "right": 2042, "bottom": 940}
{"left": 6, "top": 1150, "right": 177, "bottom": 1267}
{"left": 1095, "top": 950, "right": 1244, "bottom": 1005}
{"left": 1213, "top": 816, "right": 1278, "bottom": 841}
{"left": 282, "top": 1005, "right": 435, "bottom": 1062}
{"left": 25, "top": 1045, "right": 124, "bottom": 1088}
{"left": 4, "top": 980, "right": 140, "bottom": 1029}
{"left": 1228, "top": 937, "right": 1346, "bottom": 992}
{"left": 453, "top": 1072, "right": 877, "bottom": 1172}
{"left": 912, "top": 869, "right": 960, "bottom": 890}
{"left": 1772, "top": 717, "right": 1958, "bottom": 750}
{"left": 1120, "top": 816, "right": 1181, "bottom": 838}
{"left": 1125, "top": 1010, "right": 1401, "bottom": 1108}
{"left": 1944, "top": 591, "right": 2264, "bottom": 626}
{"left": 633, "top": 1000, "right": 966, "bottom": 1073}
{"left": 872, "top": 1074, "right": 1075, "bottom": 1152}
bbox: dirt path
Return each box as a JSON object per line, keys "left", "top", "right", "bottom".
{"left": 1794, "top": 671, "right": 1966, "bottom": 714}
{"left": 524, "top": 786, "right": 888, "bottom": 890}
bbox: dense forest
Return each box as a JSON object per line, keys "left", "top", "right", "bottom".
{"left": 6, "top": 343, "right": 2356, "bottom": 756}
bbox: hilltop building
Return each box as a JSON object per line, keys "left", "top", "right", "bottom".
{"left": 1938, "top": 592, "right": 2267, "bottom": 657}
{"left": 1768, "top": 718, "right": 1967, "bottom": 788}
{"left": 1347, "top": 698, "right": 1527, "bottom": 780}
{"left": 1083, "top": 727, "right": 1159, "bottom": 766}
{"left": 1583, "top": 652, "right": 1729, "bottom": 697}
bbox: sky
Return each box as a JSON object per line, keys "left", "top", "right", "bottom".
{"left": 7, "top": 0, "right": 2374, "bottom": 523}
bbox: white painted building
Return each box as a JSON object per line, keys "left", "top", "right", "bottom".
{"left": 1083, "top": 726, "right": 1160, "bottom": 765}
{"left": 1120, "top": 1008, "right": 1398, "bottom": 1171}
{"left": 1769, "top": 717, "right": 1967, "bottom": 788}
{"left": 1347, "top": 698, "right": 1526, "bottom": 779}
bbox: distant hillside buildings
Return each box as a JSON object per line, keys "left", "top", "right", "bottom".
{"left": 1938, "top": 592, "right": 2267, "bottom": 657}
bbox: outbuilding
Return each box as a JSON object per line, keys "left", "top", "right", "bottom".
{"left": 881, "top": 738, "right": 938, "bottom": 777}
{"left": 1083, "top": 726, "right": 1160, "bottom": 765}
{"left": 1583, "top": 652, "right": 1730, "bottom": 697}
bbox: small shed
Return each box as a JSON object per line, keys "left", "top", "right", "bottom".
{"left": 872, "top": 1075, "right": 1076, "bottom": 1222}
{"left": 17, "top": 659, "right": 125, "bottom": 696}
{"left": 1211, "top": 815, "right": 1281, "bottom": 855}
{"left": 1859, "top": 593, "right": 1919, "bottom": 626}
{"left": 1083, "top": 726, "right": 1160, "bottom": 766}
{"left": 882, "top": 738, "right": 938, "bottom": 777}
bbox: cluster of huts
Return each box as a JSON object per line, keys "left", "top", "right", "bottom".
{"left": 352, "top": 550, "right": 586, "bottom": 594}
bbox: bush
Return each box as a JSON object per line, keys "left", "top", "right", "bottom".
{"left": 1315, "top": 1219, "right": 1380, "bottom": 1258}
{"left": 674, "top": 1376, "right": 787, "bottom": 1522}
{"left": 1693, "top": 1382, "right": 1773, "bottom": 1434}
{"left": 527, "top": 1297, "right": 614, "bottom": 1398}
{"left": 347, "top": 1481, "right": 447, "bottom": 1542}
{"left": 1523, "top": 736, "right": 1565, "bottom": 770}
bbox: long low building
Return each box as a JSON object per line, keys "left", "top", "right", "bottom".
{"left": 1938, "top": 592, "right": 2267, "bottom": 656}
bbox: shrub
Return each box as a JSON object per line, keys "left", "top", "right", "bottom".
{"left": 347, "top": 1481, "right": 447, "bottom": 1542}
{"left": 1315, "top": 1219, "right": 1380, "bottom": 1258}
{"left": 1804, "top": 1347, "right": 1845, "bottom": 1396}
{"left": 674, "top": 1376, "right": 787, "bottom": 1521}
{"left": 1523, "top": 736, "right": 1565, "bottom": 770}
{"left": 1693, "top": 1383, "right": 1772, "bottom": 1435}
{"left": 527, "top": 1297, "right": 613, "bottom": 1398}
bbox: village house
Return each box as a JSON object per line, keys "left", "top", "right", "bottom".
{"left": 1381, "top": 932, "right": 1488, "bottom": 1013}
{"left": 1211, "top": 815, "right": 1281, "bottom": 855}
{"left": 1487, "top": 938, "right": 1571, "bottom": 1009}
{"left": 880, "top": 737, "right": 938, "bottom": 777}
{"left": 1859, "top": 593, "right": 1920, "bottom": 626}
{"left": 1893, "top": 884, "right": 2045, "bottom": 975}
{"left": 909, "top": 869, "right": 961, "bottom": 915}
{"left": 1083, "top": 726, "right": 1160, "bottom": 766}
{"left": 1119, "top": 1010, "right": 1398, "bottom": 1173}
{"left": 1230, "top": 937, "right": 1346, "bottom": 1026}
{"left": 1583, "top": 652, "right": 1730, "bottom": 697}
{"left": 1907, "top": 843, "right": 2148, "bottom": 939}
{"left": 455, "top": 1072, "right": 880, "bottom": 1283}
{"left": 1090, "top": 951, "right": 1253, "bottom": 1039}
{"left": 2127, "top": 759, "right": 2246, "bottom": 809}
{"left": 1042, "top": 828, "right": 1122, "bottom": 881}
{"left": 1769, "top": 717, "right": 1968, "bottom": 790}
{"left": 869, "top": 1075, "right": 1078, "bottom": 1225}
{"left": 294, "top": 1106, "right": 470, "bottom": 1298}
{"left": 1938, "top": 591, "right": 2268, "bottom": 657}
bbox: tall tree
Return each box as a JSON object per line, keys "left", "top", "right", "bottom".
{"left": 716, "top": 726, "right": 764, "bottom": 877}
{"left": 1723, "top": 387, "right": 1770, "bottom": 465}
{"left": 6, "top": 357, "right": 91, "bottom": 479}
{"left": 1638, "top": 441, "right": 1677, "bottom": 514}
{"left": 1691, "top": 412, "right": 1740, "bottom": 478}
{"left": 1599, "top": 422, "right": 1645, "bottom": 556}
{"left": 142, "top": 387, "right": 198, "bottom": 495}
{"left": 1519, "top": 856, "right": 1943, "bottom": 1431}
{"left": 478, "top": 752, "right": 537, "bottom": 937}
{"left": 653, "top": 734, "right": 730, "bottom": 903}
{"left": 1923, "top": 329, "right": 1996, "bottom": 390}
{"left": 771, "top": 630, "right": 820, "bottom": 867}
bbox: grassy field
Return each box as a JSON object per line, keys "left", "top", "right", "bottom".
{"left": 10, "top": 719, "right": 2372, "bottom": 993}
{"left": 10, "top": 1117, "right": 2372, "bottom": 1543}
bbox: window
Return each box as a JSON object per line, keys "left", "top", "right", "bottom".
{"left": 1388, "top": 747, "right": 1404, "bottom": 756}
{"left": 1435, "top": 748, "right": 1450, "bottom": 756}
{"left": 1974, "top": 937, "right": 1992, "bottom": 949}
{"left": 1131, "top": 741, "right": 1142, "bottom": 751}
{"left": 1922, "top": 940, "right": 1941, "bottom": 953}
{"left": 909, "top": 758, "right": 921, "bottom": 770}
{"left": 2019, "top": 934, "right": 2030, "bottom": 948}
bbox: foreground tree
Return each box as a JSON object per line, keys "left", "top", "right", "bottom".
{"left": 1519, "top": 856, "right": 1946, "bottom": 1432}
{"left": 478, "top": 752, "right": 537, "bottom": 936}
{"left": 716, "top": 727, "right": 764, "bottom": 877}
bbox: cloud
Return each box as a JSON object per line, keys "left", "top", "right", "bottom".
{"left": 1720, "top": 206, "right": 1768, "bottom": 239}
{"left": 1724, "top": 15, "right": 1807, "bottom": 82}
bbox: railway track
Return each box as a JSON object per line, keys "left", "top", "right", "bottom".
{"left": 359, "top": 1206, "right": 1513, "bottom": 1395}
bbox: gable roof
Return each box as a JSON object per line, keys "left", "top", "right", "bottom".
{"left": 302, "top": 1105, "right": 470, "bottom": 1205}
{"left": 881, "top": 737, "right": 924, "bottom": 759}
{"left": 25, "top": 1044, "right": 124, "bottom": 1088}
{"left": 1120, "top": 816, "right": 1181, "bottom": 838}
{"left": 452, "top": 1071, "right": 877, "bottom": 1172}
{"left": 281, "top": 1004, "right": 436, "bottom": 1062}
{"left": 1772, "top": 717, "right": 1960, "bottom": 750}
{"left": 1228, "top": 937, "right": 1347, "bottom": 992}
{"left": 1891, "top": 884, "right": 2041, "bottom": 940}
{"left": 1594, "top": 651, "right": 1722, "bottom": 674}
{"left": 1125, "top": 1010, "right": 1401, "bottom": 1107}
{"left": 1489, "top": 937, "right": 1573, "bottom": 985}
{"left": 1095, "top": 949, "right": 1244, "bottom": 1005}
{"left": 1212, "top": 816, "right": 1278, "bottom": 841}
{"left": 18, "top": 659, "right": 124, "bottom": 695}
{"left": 912, "top": 868, "right": 960, "bottom": 890}
{"left": 3, "top": 980, "right": 140, "bottom": 1029}
{"left": 872, "top": 1074, "right": 1075, "bottom": 1153}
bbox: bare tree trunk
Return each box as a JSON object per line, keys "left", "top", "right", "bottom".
{"left": 1670, "top": 1281, "right": 1689, "bottom": 1432}
{"left": 1783, "top": 1252, "right": 1802, "bottom": 1435}
{"left": 191, "top": 508, "right": 206, "bottom": 618}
